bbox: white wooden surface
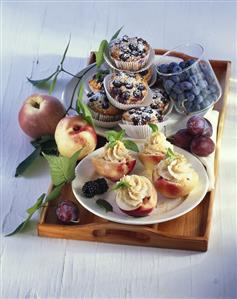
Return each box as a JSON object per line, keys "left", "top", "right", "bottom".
{"left": 1, "top": 2, "right": 237, "bottom": 299}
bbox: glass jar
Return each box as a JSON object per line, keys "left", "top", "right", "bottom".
{"left": 156, "top": 43, "right": 222, "bottom": 115}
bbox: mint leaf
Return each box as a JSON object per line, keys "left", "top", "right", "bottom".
{"left": 95, "top": 40, "right": 108, "bottom": 68}
{"left": 76, "top": 84, "right": 94, "bottom": 126}
{"left": 15, "top": 147, "right": 41, "bottom": 177}
{"left": 148, "top": 123, "right": 159, "bottom": 133}
{"left": 123, "top": 140, "right": 139, "bottom": 152}
{"left": 110, "top": 26, "right": 123, "bottom": 42}
{"left": 166, "top": 148, "right": 175, "bottom": 160}
{"left": 96, "top": 199, "right": 113, "bottom": 212}
{"left": 112, "top": 180, "right": 131, "bottom": 191}
{"left": 43, "top": 150, "right": 81, "bottom": 186}
{"left": 105, "top": 130, "right": 125, "bottom": 142}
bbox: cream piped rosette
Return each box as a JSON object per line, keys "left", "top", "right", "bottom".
{"left": 139, "top": 129, "right": 173, "bottom": 176}
{"left": 115, "top": 175, "right": 157, "bottom": 212}
{"left": 153, "top": 152, "right": 199, "bottom": 198}
{"left": 91, "top": 131, "right": 137, "bottom": 181}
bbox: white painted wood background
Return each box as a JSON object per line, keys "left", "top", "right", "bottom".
{"left": 1, "top": 1, "right": 237, "bottom": 298}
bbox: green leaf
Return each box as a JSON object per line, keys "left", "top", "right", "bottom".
{"left": 110, "top": 26, "right": 123, "bottom": 42}
{"left": 60, "top": 35, "right": 71, "bottom": 65}
{"left": 43, "top": 150, "right": 81, "bottom": 186}
{"left": 15, "top": 147, "right": 41, "bottom": 177}
{"left": 27, "top": 67, "right": 60, "bottom": 87}
{"left": 95, "top": 70, "right": 110, "bottom": 81}
{"left": 105, "top": 130, "right": 125, "bottom": 142}
{"left": 5, "top": 216, "right": 31, "bottom": 237}
{"left": 96, "top": 199, "right": 113, "bottom": 213}
{"left": 112, "top": 180, "right": 131, "bottom": 191}
{"left": 45, "top": 183, "right": 64, "bottom": 203}
{"left": 148, "top": 123, "right": 159, "bottom": 133}
{"left": 166, "top": 148, "right": 175, "bottom": 160}
{"left": 76, "top": 84, "right": 94, "bottom": 126}
{"left": 27, "top": 193, "right": 45, "bottom": 214}
{"left": 49, "top": 71, "right": 60, "bottom": 95}
{"left": 123, "top": 140, "right": 139, "bottom": 153}
{"left": 31, "top": 135, "right": 54, "bottom": 147}
{"left": 95, "top": 40, "right": 108, "bottom": 68}
{"left": 31, "top": 135, "right": 58, "bottom": 155}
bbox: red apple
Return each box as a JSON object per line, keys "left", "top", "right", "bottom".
{"left": 18, "top": 94, "right": 66, "bottom": 138}
{"left": 55, "top": 115, "right": 97, "bottom": 160}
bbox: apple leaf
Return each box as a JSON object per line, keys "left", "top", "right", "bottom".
{"left": 15, "top": 147, "right": 41, "bottom": 177}
{"left": 27, "top": 67, "right": 60, "bottom": 87}
{"left": 96, "top": 199, "right": 113, "bottom": 213}
{"left": 43, "top": 150, "right": 80, "bottom": 186}
{"left": 76, "top": 84, "right": 94, "bottom": 126}
{"left": 148, "top": 123, "right": 159, "bottom": 133}
{"left": 27, "top": 193, "right": 45, "bottom": 214}
{"left": 110, "top": 26, "right": 123, "bottom": 42}
{"left": 123, "top": 140, "right": 139, "bottom": 153}
{"left": 44, "top": 183, "right": 65, "bottom": 204}
{"left": 49, "top": 71, "right": 60, "bottom": 95}
{"left": 95, "top": 39, "right": 108, "bottom": 68}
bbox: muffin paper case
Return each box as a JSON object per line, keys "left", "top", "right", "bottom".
{"left": 93, "top": 118, "right": 121, "bottom": 129}
{"left": 119, "top": 123, "right": 152, "bottom": 139}
{"left": 104, "top": 46, "right": 155, "bottom": 74}
{"left": 103, "top": 74, "right": 153, "bottom": 110}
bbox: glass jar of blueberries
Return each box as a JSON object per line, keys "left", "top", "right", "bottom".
{"left": 156, "top": 43, "right": 222, "bottom": 115}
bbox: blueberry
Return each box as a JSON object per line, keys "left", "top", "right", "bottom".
{"left": 171, "top": 75, "right": 180, "bottom": 83}
{"left": 180, "top": 71, "right": 189, "bottom": 81}
{"left": 133, "top": 90, "right": 142, "bottom": 98}
{"left": 164, "top": 79, "right": 175, "bottom": 92}
{"left": 158, "top": 64, "right": 169, "bottom": 74}
{"left": 119, "top": 53, "right": 130, "bottom": 61}
{"left": 125, "top": 83, "right": 133, "bottom": 89}
{"left": 209, "top": 84, "right": 217, "bottom": 93}
{"left": 173, "top": 83, "right": 183, "bottom": 95}
{"left": 192, "top": 86, "right": 201, "bottom": 96}
{"left": 122, "top": 35, "right": 129, "bottom": 42}
{"left": 179, "top": 61, "right": 186, "bottom": 69}
{"left": 129, "top": 43, "right": 137, "bottom": 51}
{"left": 190, "top": 66, "right": 199, "bottom": 75}
{"left": 180, "top": 81, "right": 193, "bottom": 91}
{"left": 119, "top": 91, "right": 130, "bottom": 102}
{"left": 205, "top": 74, "right": 215, "bottom": 84}
{"left": 132, "top": 51, "right": 139, "bottom": 57}
{"left": 198, "top": 79, "right": 208, "bottom": 89}
{"left": 137, "top": 83, "right": 145, "bottom": 91}
{"left": 185, "top": 92, "right": 195, "bottom": 102}
{"left": 102, "top": 101, "right": 110, "bottom": 109}
{"left": 173, "top": 65, "right": 182, "bottom": 73}
{"left": 113, "top": 80, "right": 123, "bottom": 88}
{"left": 169, "top": 62, "right": 178, "bottom": 69}
{"left": 170, "top": 92, "right": 178, "bottom": 101}
{"left": 189, "top": 75, "right": 198, "bottom": 85}
{"left": 185, "top": 59, "right": 195, "bottom": 67}
{"left": 199, "top": 61, "right": 210, "bottom": 74}
{"left": 178, "top": 94, "right": 185, "bottom": 102}
{"left": 196, "top": 95, "right": 204, "bottom": 104}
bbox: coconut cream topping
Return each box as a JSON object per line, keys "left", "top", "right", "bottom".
{"left": 116, "top": 175, "right": 153, "bottom": 208}
{"left": 143, "top": 132, "right": 173, "bottom": 155}
{"left": 155, "top": 154, "right": 197, "bottom": 182}
{"left": 102, "top": 140, "right": 131, "bottom": 163}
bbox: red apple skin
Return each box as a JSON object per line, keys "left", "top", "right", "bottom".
{"left": 55, "top": 115, "right": 97, "bottom": 160}
{"left": 120, "top": 206, "right": 153, "bottom": 217}
{"left": 18, "top": 94, "right": 66, "bottom": 138}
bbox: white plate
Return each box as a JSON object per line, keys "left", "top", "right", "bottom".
{"left": 72, "top": 146, "right": 209, "bottom": 225}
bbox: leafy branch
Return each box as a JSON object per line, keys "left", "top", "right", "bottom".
{"left": 6, "top": 150, "right": 81, "bottom": 236}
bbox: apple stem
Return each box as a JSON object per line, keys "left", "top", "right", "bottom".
{"left": 61, "top": 68, "right": 83, "bottom": 79}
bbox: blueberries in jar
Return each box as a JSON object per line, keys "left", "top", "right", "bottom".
{"left": 192, "top": 86, "right": 201, "bottom": 96}
{"left": 189, "top": 75, "right": 198, "bottom": 85}
{"left": 198, "top": 79, "right": 208, "bottom": 89}
{"left": 171, "top": 75, "right": 180, "bottom": 83}
{"left": 209, "top": 84, "right": 217, "bottom": 93}
{"left": 125, "top": 82, "right": 133, "bottom": 89}
{"left": 186, "top": 93, "right": 195, "bottom": 102}
{"left": 168, "top": 62, "right": 178, "bottom": 70}
{"left": 137, "top": 83, "right": 145, "bottom": 91}
{"left": 158, "top": 64, "right": 169, "bottom": 74}
{"left": 180, "top": 71, "right": 189, "bottom": 81}
{"left": 113, "top": 80, "right": 123, "bottom": 88}
{"left": 164, "top": 79, "right": 175, "bottom": 92}
{"left": 179, "top": 61, "right": 186, "bottom": 69}
{"left": 196, "top": 95, "right": 204, "bottom": 104}
{"left": 180, "top": 81, "right": 193, "bottom": 91}
{"left": 170, "top": 91, "right": 178, "bottom": 101}
{"left": 172, "top": 83, "right": 183, "bottom": 95}
{"left": 172, "top": 65, "right": 182, "bottom": 73}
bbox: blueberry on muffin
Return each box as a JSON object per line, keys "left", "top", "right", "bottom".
{"left": 87, "top": 91, "right": 123, "bottom": 123}
{"left": 122, "top": 106, "right": 162, "bottom": 125}
{"left": 150, "top": 88, "right": 172, "bottom": 120}
{"left": 109, "top": 35, "right": 151, "bottom": 71}
{"left": 88, "top": 70, "right": 109, "bottom": 93}
{"left": 109, "top": 72, "right": 148, "bottom": 105}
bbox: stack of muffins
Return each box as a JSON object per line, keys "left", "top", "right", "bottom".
{"left": 86, "top": 35, "right": 172, "bottom": 137}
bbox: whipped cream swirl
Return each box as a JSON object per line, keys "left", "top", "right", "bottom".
{"left": 102, "top": 140, "right": 130, "bottom": 163}
{"left": 116, "top": 175, "right": 153, "bottom": 207}
{"left": 143, "top": 132, "right": 173, "bottom": 155}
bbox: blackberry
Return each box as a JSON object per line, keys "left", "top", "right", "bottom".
{"left": 82, "top": 181, "right": 98, "bottom": 198}
{"left": 94, "top": 178, "right": 109, "bottom": 194}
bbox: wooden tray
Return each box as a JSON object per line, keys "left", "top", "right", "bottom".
{"left": 38, "top": 49, "right": 231, "bottom": 251}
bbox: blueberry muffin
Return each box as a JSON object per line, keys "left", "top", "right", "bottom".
{"left": 109, "top": 35, "right": 151, "bottom": 71}
{"left": 87, "top": 91, "right": 123, "bottom": 123}
{"left": 150, "top": 88, "right": 172, "bottom": 121}
{"left": 122, "top": 106, "right": 162, "bottom": 125}
{"left": 139, "top": 66, "right": 153, "bottom": 84}
{"left": 109, "top": 72, "right": 148, "bottom": 105}
{"left": 88, "top": 70, "right": 109, "bottom": 93}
